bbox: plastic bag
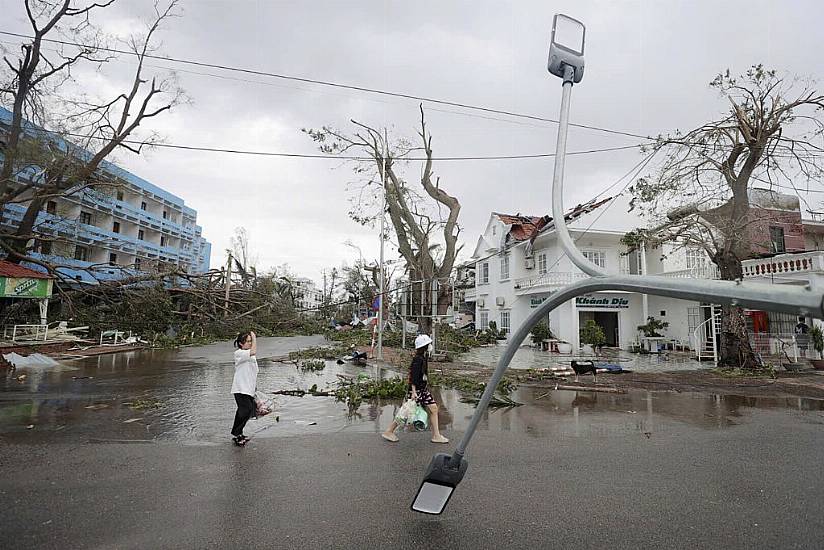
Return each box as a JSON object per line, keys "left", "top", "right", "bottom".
{"left": 395, "top": 399, "right": 417, "bottom": 425}
{"left": 412, "top": 405, "right": 429, "bottom": 431}
{"left": 255, "top": 391, "right": 275, "bottom": 417}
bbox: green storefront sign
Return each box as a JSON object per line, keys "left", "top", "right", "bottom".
{"left": 0, "top": 277, "right": 53, "bottom": 298}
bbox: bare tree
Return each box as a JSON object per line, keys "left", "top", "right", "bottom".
{"left": 320, "top": 267, "right": 340, "bottom": 319}
{"left": 625, "top": 65, "right": 824, "bottom": 368}
{"left": 304, "top": 106, "right": 462, "bottom": 333}
{"left": 341, "top": 260, "right": 375, "bottom": 315}
{"left": 230, "top": 226, "right": 257, "bottom": 283}
{"left": 0, "top": 0, "right": 184, "bottom": 263}
{"left": 270, "top": 263, "right": 300, "bottom": 308}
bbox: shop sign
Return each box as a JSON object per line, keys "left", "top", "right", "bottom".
{"left": 529, "top": 297, "right": 548, "bottom": 309}
{"left": 0, "top": 277, "right": 53, "bottom": 298}
{"left": 575, "top": 294, "right": 630, "bottom": 309}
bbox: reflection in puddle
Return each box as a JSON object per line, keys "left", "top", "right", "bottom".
{"left": 1, "top": 335, "right": 822, "bottom": 443}
{"left": 460, "top": 344, "right": 707, "bottom": 373}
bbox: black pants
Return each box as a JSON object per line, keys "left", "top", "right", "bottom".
{"left": 231, "top": 393, "right": 255, "bottom": 437}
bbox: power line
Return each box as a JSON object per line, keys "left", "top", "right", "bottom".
{"left": 0, "top": 37, "right": 579, "bottom": 131}
{"left": 7, "top": 34, "right": 824, "bottom": 162}
{"left": 464, "top": 149, "right": 660, "bottom": 269}
{"left": 13, "top": 125, "right": 646, "bottom": 161}
{"left": 0, "top": 30, "right": 651, "bottom": 141}
{"left": 134, "top": 141, "right": 643, "bottom": 162}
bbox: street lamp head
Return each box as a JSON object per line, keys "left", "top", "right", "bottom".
{"left": 547, "top": 14, "right": 585, "bottom": 83}
{"left": 411, "top": 452, "right": 468, "bottom": 514}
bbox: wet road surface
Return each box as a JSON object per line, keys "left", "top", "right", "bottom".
{"left": 460, "top": 343, "right": 706, "bottom": 373}
{"left": 1, "top": 336, "right": 823, "bottom": 548}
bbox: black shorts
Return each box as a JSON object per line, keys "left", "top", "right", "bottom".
{"left": 407, "top": 387, "right": 436, "bottom": 407}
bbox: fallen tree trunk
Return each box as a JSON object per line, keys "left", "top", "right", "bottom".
{"left": 271, "top": 389, "right": 332, "bottom": 397}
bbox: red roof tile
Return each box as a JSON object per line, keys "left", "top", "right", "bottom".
{"left": 0, "top": 260, "right": 53, "bottom": 279}
{"left": 494, "top": 196, "right": 614, "bottom": 243}
{"left": 492, "top": 213, "right": 549, "bottom": 242}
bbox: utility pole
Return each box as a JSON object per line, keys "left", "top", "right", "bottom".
{"left": 431, "top": 277, "right": 438, "bottom": 353}
{"left": 223, "top": 252, "right": 232, "bottom": 318}
{"left": 377, "top": 129, "right": 387, "bottom": 360}
{"left": 322, "top": 269, "right": 328, "bottom": 319}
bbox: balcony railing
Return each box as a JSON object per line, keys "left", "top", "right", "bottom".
{"left": 742, "top": 251, "right": 824, "bottom": 278}
{"left": 463, "top": 288, "right": 478, "bottom": 301}
{"left": 659, "top": 265, "right": 720, "bottom": 280}
{"left": 513, "top": 271, "right": 589, "bottom": 291}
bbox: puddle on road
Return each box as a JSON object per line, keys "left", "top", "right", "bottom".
{"left": 2, "top": 336, "right": 823, "bottom": 443}
{"left": 460, "top": 344, "right": 707, "bottom": 373}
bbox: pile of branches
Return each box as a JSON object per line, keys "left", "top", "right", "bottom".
{"left": 0, "top": 263, "right": 313, "bottom": 341}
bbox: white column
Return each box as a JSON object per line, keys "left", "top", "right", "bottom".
{"left": 641, "top": 243, "right": 649, "bottom": 322}
{"left": 38, "top": 298, "right": 48, "bottom": 326}
{"left": 570, "top": 298, "right": 580, "bottom": 349}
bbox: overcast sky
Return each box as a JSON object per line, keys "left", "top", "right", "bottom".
{"left": 2, "top": 0, "right": 823, "bottom": 283}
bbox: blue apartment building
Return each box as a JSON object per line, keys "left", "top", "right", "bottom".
{"left": 0, "top": 107, "right": 211, "bottom": 281}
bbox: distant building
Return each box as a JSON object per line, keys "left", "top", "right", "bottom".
{"left": 0, "top": 107, "right": 211, "bottom": 281}
{"left": 294, "top": 277, "right": 323, "bottom": 314}
{"left": 452, "top": 261, "right": 476, "bottom": 327}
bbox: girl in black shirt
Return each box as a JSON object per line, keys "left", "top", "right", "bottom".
{"left": 381, "top": 334, "right": 449, "bottom": 443}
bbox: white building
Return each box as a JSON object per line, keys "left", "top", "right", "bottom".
{"left": 466, "top": 192, "right": 824, "bottom": 357}
{"left": 294, "top": 277, "right": 323, "bottom": 314}
{"left": 1, "top": 106, "right": 211, "bottom": 280}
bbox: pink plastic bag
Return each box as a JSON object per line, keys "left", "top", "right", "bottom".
{"left": 255, "top": 391, "right": 274, "bottom": 417}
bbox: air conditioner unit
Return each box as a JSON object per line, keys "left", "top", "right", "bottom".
{"left": 477, "top": 298, "right": 485, "bottom": 308}
{"left": 525, "top": 258, "right": 535, "bottom": 269}
{"left": 496, "top": 296, "right": 506, "bottom": 307}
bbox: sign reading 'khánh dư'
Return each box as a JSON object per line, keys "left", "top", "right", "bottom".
{"left": 575, "top": 294, "right": 630, "bottom": 309}
{"left": 0, "top": 277, "right": 53, "bottom": 298}
{"left": 530, "top": 297, "right": 548, "bottom": 309}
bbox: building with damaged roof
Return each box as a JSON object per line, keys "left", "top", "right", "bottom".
{"left": 465, "top": 192, "right": 824, "bottom": 359}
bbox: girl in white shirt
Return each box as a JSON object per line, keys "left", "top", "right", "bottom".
{"left": 231, "top": 331, "right": 258, "bottom": 446}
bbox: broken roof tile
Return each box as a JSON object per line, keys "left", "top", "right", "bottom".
{"left": 493, "top": 196, "right": 614, "bottom": 242}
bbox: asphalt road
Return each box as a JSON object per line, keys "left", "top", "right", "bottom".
{"left": 2, "top": 408, "right": 823, "bottom": 549}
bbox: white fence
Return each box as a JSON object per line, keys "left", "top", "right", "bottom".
{"left": 3, "top": 324, "right": 48, "bottom": 342}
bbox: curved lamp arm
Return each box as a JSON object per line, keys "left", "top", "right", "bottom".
{"left": 551, "top": 63, "right": 608, "bottom": 278}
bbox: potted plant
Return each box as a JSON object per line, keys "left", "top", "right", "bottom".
{"left": 637, "top": 316, "right": 669, "bottom": 337}
{"left": 637, "top": 316, "right": 669, "bottom": 353}
{"left": 556, "top": 341, "right": 573, "bottom": 354}
{"left": 810, "top": 325, "right": 824, "bottom": 370}
{"left": 579, "top": 319, "right": 606, "bottom": 356}
{"left": 530, "top": 320, "right": 554, "bottom": 350}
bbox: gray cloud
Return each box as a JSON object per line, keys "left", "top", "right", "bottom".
{"left": 2, "top": 0, "right": 822, "bottom": 281}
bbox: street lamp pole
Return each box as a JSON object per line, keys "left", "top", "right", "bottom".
{"left": 410, "top": 13, "right": 824, "bottom": 515}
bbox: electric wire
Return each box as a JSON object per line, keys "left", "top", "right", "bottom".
{"left": 0, "top": 30, "right": 652, "bottom": 140}
{"left": 4, "top": 35, "right": 824, "bottom": 162}
{"left": 9, "top": 124, "right": 647, "bottom": 161}
{"left": 468, "top": 149, "right": 658, "bottom": 269}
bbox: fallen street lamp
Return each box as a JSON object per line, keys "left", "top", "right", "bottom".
{"left": 410, "top": 452, "right": 468, "bottom": 514}
{"left": 411, "top": 13, "right": 824, "bottom": 515}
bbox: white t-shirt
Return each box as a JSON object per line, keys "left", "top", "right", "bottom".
{"left": 231, "top": 348, "right": 259, "bottom": 396}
